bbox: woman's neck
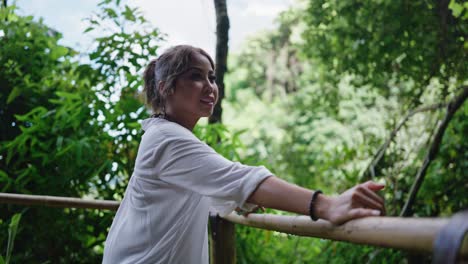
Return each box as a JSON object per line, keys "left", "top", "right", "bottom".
{"left": 164, "top": 112, "right": 199, "bottom": 131}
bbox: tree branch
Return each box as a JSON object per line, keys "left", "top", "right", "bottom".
{"left": 400, "top": 85, "right": 468, "bottom": 217}
{"left": 411, "top": 0, "right": 450, "bottom": 106}
{"left": 437, "top": 0, "right": 450, "bottom": 98}
{"left": 361, "top": 103, "right": 447, "bottom": 180}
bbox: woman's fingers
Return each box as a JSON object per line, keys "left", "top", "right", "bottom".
{"left": 326, "top": 181, "right": 386, "bottom": 225}
{"left": 362, "top": 181, "right": 385, "bottom": 191}
{"left": 352, "top": 191, "right": 384, "bottom": 212}
{"left": 357, "top": 184, "right": 385, "bottom": 207}
{"left": 355, "top": 182, "right": 385, "bottom": 213}
{"left": 331, "top": 207, "right": 381, "bottom": 225}
{"left": 360, "top": 186, "right": 386, "bottom": 215}
{"left": 359, "top": 184, "right": 385, "bottom": 204}
{"left": 240, "top": 205, "right": 265, "bottom": 217}
{"left": 348, "top": 208, "right": 381, "bottom": 220}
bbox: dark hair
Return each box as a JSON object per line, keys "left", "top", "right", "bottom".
{"left": 143, "top": 45, "right": 215, "bottom": 115}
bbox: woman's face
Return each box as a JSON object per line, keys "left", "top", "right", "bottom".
{"left": 165, "top": 52, "right": 218, "bottom": 127}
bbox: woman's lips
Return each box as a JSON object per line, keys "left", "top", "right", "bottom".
{"left": 200, "top": 97, "right": 215, "bottom": 105}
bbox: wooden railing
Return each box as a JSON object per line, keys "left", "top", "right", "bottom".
{"left": 1, "top": 192, "right": 467, "bottom": 263}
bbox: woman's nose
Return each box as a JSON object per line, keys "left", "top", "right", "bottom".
{"left": 206, "top": 79, "right": 216, "bottom": 93}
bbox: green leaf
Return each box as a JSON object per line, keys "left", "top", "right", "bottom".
{"left": 56, "top": 136, "right": 64, "bottom": 149}
{"left": 449, "top": 0, "right": 464, "bottom": 17}
{"left": 104, "top": 8, "right": 118, "bottom": 18}
{"left": 7, "top": 86, "right": 21, "bottom": 104}
{"left": 0, "top": 170, "right": 8, "bottom": 182}
{"left": 98, "top": 0, "right": 112, "bottom": 6}
{"left": 89, "top": 51, "right": 100, "bottom": 60}
{"left": 123, "top": 6, "right": 136, "bottom": 22}
{"left": 50, "top": 46, "right": 68, "bottom": 60}
{"left": 6, "top": 213, "right": 22, "bottom": 264}
{"left": 55, "top": 91, "right": 81, "bottom": 100}
{"left": 89, "top": 18, "right": 100, "bottom": 26}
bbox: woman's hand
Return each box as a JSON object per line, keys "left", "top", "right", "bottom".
{"left": 247, "top": 177, "right": 385, "bottom": 225}
{"left": 235, "top": 206, "right": 265, "bottom": 217}
{"left": 316, "top": 181, "right": 386, "bottom": 225}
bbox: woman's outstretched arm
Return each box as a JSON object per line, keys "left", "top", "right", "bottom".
{"left": 247, "top": 176, "right": 385, "bottom": 225}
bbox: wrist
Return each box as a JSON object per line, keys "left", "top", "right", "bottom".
{"left": 314, "top": 193, "right": 332, "bottom": 221}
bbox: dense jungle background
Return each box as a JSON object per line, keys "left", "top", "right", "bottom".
{"left": 1, "top": 0, "right": 467, "bottom": 263}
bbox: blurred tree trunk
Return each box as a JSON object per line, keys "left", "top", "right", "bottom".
{"left": 209, "top": 0, "right": 229, "bottom": 124}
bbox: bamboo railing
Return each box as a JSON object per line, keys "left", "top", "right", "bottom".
{"left": 1, "top": 192, "right": 467, "bottom": 262}
{"left": 0, "top": 193, "right": 119, "bottom": 210}
{"left": 224, "top": 213, "right": 467, "bottom": 255}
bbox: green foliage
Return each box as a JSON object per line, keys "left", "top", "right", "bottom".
{"left": 224, "top": 1, "right": 467, "bottom": 263}
{"left": 1, "top": 0, "right": 466, "bottom": 262}
{"left": 229, "top": 8, "right": 306, "bottom": 101}
{"left": 416, "top": 104, "right": 468, "bottom": 216}
{"left": 314, "top": 242, "right": 406, "bottom": 264}
{"left": 0, "top": 213, "right": 21, "bottom": 264}
{"left": 84, "top": 0, "right": 164, "bottom": 188}
{"left": 301, "top": 0, "right": 467, "bottom": 101}
{"left": 194, "top": 122, "right": 246, "bottom": 162}
{"left": 449, "top": 0, "right": 468, "bottom": 20}
{"left": 0, "top": 1, "right": 163, "bottom": 262}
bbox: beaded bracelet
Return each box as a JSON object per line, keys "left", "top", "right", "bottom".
{"left": 309, "top": 190, "right": 323, "bottom": 221}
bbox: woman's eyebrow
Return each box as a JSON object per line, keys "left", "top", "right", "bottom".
{"left": 187, "top": 67, "right": 214, "bottom": 74}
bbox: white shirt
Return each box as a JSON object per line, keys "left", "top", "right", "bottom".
{"left": 103, "top": 118, "right": 272, "bottom": 264}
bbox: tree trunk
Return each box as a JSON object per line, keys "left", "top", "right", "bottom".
{"left": 209, "top": 0, "right": 229, "bottom": 124}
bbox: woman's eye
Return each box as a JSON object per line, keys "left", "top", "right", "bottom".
{"left": 191, "top": 73, "right": 202, "bottom": 80}
{"left": 189, "top": 72, "right": 216, "bottom": 83}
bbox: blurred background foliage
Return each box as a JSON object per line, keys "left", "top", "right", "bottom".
{"left": 0, "top": 0, "right": 467, "bottom": 263}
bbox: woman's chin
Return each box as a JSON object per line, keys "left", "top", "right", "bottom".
{"left": 201, "top": 109, "right": 214, "bottom": 117}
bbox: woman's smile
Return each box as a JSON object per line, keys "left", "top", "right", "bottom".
{"left": 200, "top": 96, "right": 215, "bottom": 106}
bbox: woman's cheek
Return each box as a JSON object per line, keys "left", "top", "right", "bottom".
{"left": 213, "top": 85, "right": 218, "bottom": 96}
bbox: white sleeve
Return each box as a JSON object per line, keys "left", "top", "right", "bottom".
{"left": 153, "top": 129, "right": 272, "bottom": 216}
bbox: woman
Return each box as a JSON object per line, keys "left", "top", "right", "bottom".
{"left": 102, "top": 45, "right": 385, "bottom": 264}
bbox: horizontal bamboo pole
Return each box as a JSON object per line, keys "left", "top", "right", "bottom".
{"left": 1, "top": 192, "right": 467, "bottom": 257}
{"left": 0, "top": 193, "right": 119, "bottom": 210}
{"left": 223, "top": 213, "right": 468, "bottom": 257}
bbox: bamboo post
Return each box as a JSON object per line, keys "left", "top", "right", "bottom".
{"left": 209, "top": 212, "right": 236, "bottom": 264}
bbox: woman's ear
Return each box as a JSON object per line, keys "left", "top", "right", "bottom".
{"left": 158, "top": 81, "right": 174, "bottom": 96}
{"left": 158, "top": 81, "right": 166, "bottom": 95}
